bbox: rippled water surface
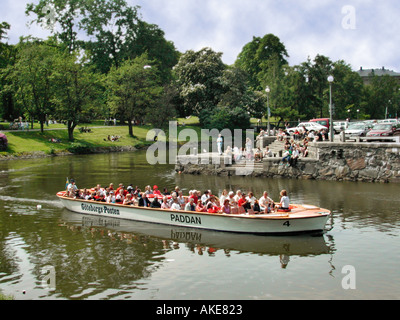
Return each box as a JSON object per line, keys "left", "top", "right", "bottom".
{"left": 0, "top": 151, "right": 399, "bottom": 300}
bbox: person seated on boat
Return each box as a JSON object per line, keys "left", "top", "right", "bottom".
{"left": 188, "top": 190, "right": 198, "bottom": 205}
{"left": 253, "top": 199, "right": 261, "bottom": 213}
{"left": 106, "top": 191, "right": 116, "bottom": 203}
{"left": 238, "top": 193, "right": 251, "bottom": 212}
{"left": 108, "top": 183, "right": 114, "bottom": 191}
{"left": 67, "top": 179, "right": 78, "bottom": 198}
{"left": 196, "top": 199, "right": 207, "bottom": 212}
{"left": 150, "top": 196, "right": 162, "bottom": 208}
{"left": 138, "top": 192, "right": 149, "bottom": 207}
{"left": 95, "top": 193, "right": 106, "bottom": 202}
{"left": 184, "top": 197, "right": 196, "bottom": 211}
{"left": 245, "top": 192, "right": 257, "bottom": 207}
{"left": 177, "top": 190, "right": 186, "bottom": 209}
{"left": 221, "top": 198, "right": 231, "bottom": 214}
{"left": 259, "top": 191, "right": 275, "bottom": 213}
{"left": 79, "top": 188, "right": 89, "bottom": 199}
{"left": 276, "top": 189, "right": 291, "bottom": 212}
{"left": 170, "top": 198, "right": 181, "bottom": 211}
{"left": 227, "top": 191, "right": 237, "bottom": 206}
{"left": 153, "top": 185, "right": 161, "bottom": 196}
{"left": 131, "top": 193, "right": 139, "bottom": 206}
{"left": 206, "top": 202, "right": 218, "bottom": 213}
{"left": 201, "top": 190, "right": 210, "bottom": 205}
{"left": 168, "top": 192, "right": 177, "bottom": 206}
{"left": 123, "top": 193, "right": 133, "bottom": 205}
{"left": 163, "top": 187, "right": 170, "bottom": 195}
{"left": 115, "top": 189, "right": 125, "bottom": 203}
{"left": 161, "top": 196, "right": 171, "bottom": 209}
{"left": 144, "top": 185, "right": 153, "bottom": 196}
{"left": 115, "top": 183, "right": 127, "bottom": 196}
{"left": 206, "top": 196, "right": 219, "bottom": 212}
{"left": 219, "top": 189, "right": 228, "bottom": 206}
{"left": 94, "top": 184, "right": 105, "bottom": 197}
{"left": 233, "top": 190, "right": 242, "bottom": 203}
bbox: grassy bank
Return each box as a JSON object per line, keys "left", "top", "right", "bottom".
{"left": 0, "top": 124, "right": 152, "bottom": 158}
{"left": 0, "top": 119, "right": 204, "bottom": 158}
{"left": 0, "top": 116, "right": 265, "bottom": 159}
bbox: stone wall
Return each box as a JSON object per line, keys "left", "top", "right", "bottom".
{"left": 175, "top": 142, "right": 400, "bottom": 183}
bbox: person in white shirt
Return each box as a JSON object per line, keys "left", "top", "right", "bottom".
{"left": 184, "top": 197, "right": 196, "bottom": 211}
{"left": 259, "top": 191, "right": 275, "bottom": 213}
{"left": 278, "top": 189, "right": 290, "bottom": 211}
{"left": 219, "top": 189, "right": 228, "bottom": 206}
{"left": 245, "top": 192, "right": 257, "bottom": 206}
{"left": 234, "top": 190, "right": 242, "bottom": 203}
{"left": 170, "top": 198, "right": 181, "bottom": 210}
{"left": 217, "top": 134, "right": 223, "bottom": 155}
{"left": 67, "top": 179, "right": 78, "bottom": 197}
{"left": 201, "top": 190, "right": 210, "bottom": 205}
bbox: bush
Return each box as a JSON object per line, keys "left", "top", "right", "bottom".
{"left": 0, "top": 133, "right": 8, "bottom": 151}
{"left": 67, "top": 143, "right": 92, "bottom": 154}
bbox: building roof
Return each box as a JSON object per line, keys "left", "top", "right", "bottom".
{"left": 357, "top": 67, "right": 400, "bottom": 77}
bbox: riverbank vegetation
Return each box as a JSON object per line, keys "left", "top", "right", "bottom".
{"left": 1, "top": 0, "right": 400, "bottom": 156}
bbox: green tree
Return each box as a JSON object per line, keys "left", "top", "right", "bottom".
{"left": 174, "top": 47, "right": 226, "bottom": 118}
{"left": 0, "top": 22, "right": 19, "bottom": 121}
{"left": 235, "top": 34, "right": 288, "bottom": 90}
{"left": 51, "top": 51, "right": 102, "bottom": 141}
{"left": 329, "top": 60, "right": 364, "bottom": 120}
{"left": 364, "top": 74, "right": 400, "bottom": 119}
{"left": 300, "top": 55, "right": 333, "bottom": 118}
{"left": 106, "top": 54, "right": 162, "bottom": 137}
{"left": 145, "top": 83, "right": 178, "bottom": 130}
{"left": 26, "top": 0, "right": 87, "bottom": 53}
{"left": 7, "top": 40, "right": 59, "bottom": 132}
{"left": 261, "top": 63, "right": 302, "bottom": 126}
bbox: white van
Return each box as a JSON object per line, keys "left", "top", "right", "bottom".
{"left": 333, "top": 121, "right": 348, "bottom": 133}
{"left": 378, "top": 119, "right": 398, "bottom": 124}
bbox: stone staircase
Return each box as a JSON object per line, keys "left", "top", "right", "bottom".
{"left": 265, "top": 139, "right": 286, "bottom": 157}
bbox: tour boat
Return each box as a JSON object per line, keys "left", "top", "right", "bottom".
{"left": 57, "top": 191, "right": 331, "bottom": 235}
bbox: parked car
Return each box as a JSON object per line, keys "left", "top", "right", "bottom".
{"left": 366, "top": 123, "right": 400, "bottom": 141}
{"left": 345, "top": 122, "right": 372, "bottom": 140}
{"left": 286, "top": 122, "right": 327, "bottom": 134}
{"left": 333, "top": 121, "right": 348, "bottom": 133}
{"left": 377, "top": 119, "right": 398, "bottom": 125}
{"left": 309, "top": 118, "right": 330, "bottom": 131}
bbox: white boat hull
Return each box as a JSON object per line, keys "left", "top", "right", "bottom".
{"left": 57, "top": 194, "right": 330, "bottom": 235}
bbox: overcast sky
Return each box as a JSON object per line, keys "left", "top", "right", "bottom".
{"left": 2, "top": 0, "right": 400, "bottom": 71}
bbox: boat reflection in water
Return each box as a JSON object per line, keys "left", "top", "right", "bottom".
{"left": 61, "top": 211, "right": 332, "bottom": 268}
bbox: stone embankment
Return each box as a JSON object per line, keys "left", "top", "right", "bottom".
{"left": 175, "top": 141, "right": 400, "bottom": 183}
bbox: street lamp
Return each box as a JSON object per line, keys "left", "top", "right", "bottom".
{"left": 327, "top": 75, "right": 334, "bottom": 142}
{"left": 265, "top": 86, "right": 270, "bottom": 135}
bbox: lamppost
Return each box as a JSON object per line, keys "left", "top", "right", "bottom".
{"left": 265, "top": 86, "right": 270, "bottom": 135}
{"left": 327, "top": 75, "right": 334, "bottom": 142}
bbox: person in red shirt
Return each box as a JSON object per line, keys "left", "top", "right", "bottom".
{"left": 188, "top": 190, "right": 198, "bottom": 204}
{"left": 153, "top": 185, "right": 162, "bottom": 196}
{"left": 237, "top": 194, "right": 250, "bottom": 212}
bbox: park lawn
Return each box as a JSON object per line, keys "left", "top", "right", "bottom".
{"left": 1, "top": 125, "right": 152, "bottom": 156}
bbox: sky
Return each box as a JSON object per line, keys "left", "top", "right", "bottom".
{"left": 1, "top": 0, "right": 400, "bottom": 72}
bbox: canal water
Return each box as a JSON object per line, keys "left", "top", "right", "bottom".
{"left": 0, "top": 150, "right": 399, "bottom": 300}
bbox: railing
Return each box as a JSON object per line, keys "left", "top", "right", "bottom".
{"left": 355, "top": 136, "right": 400, "bottom": 143}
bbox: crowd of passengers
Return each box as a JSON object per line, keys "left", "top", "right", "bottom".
{"left": 66, "top": 180, "right": 290, "bottom": 215}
